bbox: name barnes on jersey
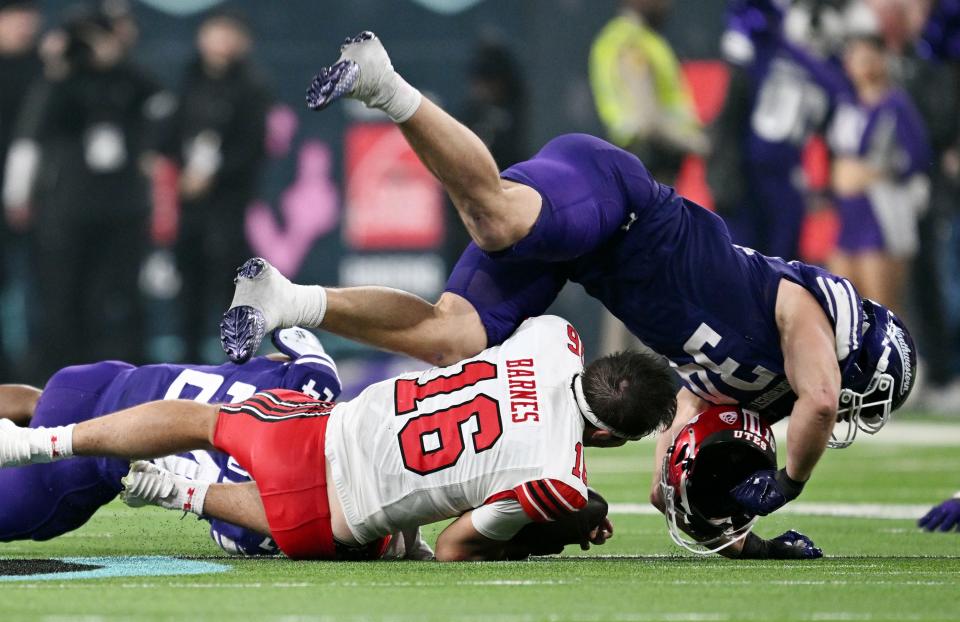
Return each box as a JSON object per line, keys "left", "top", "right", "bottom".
{"left": 507, "top": 358, "right": 539, "bottom": 423}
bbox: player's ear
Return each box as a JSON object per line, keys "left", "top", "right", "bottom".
{"left": 584, "top": 427, "right": 626, "bottom": 448}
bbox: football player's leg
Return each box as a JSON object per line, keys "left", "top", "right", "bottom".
{"left": 0, "top": 385, "right": 41, "bottom": 426}
{"left": 122, "top": 460, "right": 269, "bottom": 536}
{"left": 0, "top": 400, "right": 218, "bottom": 468}
{"left": 306, "top": 32, "right": 540, "bottom": 252}
{"left": 203, "top": 481, "right": 270, "bottom": 536}
{"left": 72, "top": 400, "right": 218, "bottom": 459}
{"left": 222, "top": 256, "right": 486, "bottom": 365}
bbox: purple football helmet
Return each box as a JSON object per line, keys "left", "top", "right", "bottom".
{"left": 831, "top": 299, "right": 917, "bottom": 448}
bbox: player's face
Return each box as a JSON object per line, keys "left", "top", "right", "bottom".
{"left": 583, "top": 427, "right": 627, "bottom": 448}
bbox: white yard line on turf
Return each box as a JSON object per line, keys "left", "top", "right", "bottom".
{"left": 770, "top": 420, "right": 960, "bottom": 446}
{"left": 609, "top": 502, "right": 930, "bottom": 520}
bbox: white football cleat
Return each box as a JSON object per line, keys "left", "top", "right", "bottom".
{"left": 306, "top": 32, "right": 421, "bottom": 122}
{"left": 0, "top": 418, "right": 31, "bottom": 467}
{"left": 220, "top": 258, "right": 292, "bottom": 364}
{"left": 121, "top": 461, "right": 206, "bottom": 514}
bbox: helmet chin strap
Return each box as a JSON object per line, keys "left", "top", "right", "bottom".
{"left": 571, "top": 374, "right": 645, "bottom": 441}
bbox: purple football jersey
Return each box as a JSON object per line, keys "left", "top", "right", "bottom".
{"left": 446, "top": 133, "right": 864, "bottom": 420}
{"left": 0, "top": 354, "right": 340, "bottom": 553}
{"left": 723, "top": 5, "right": 849, "bottom": 170}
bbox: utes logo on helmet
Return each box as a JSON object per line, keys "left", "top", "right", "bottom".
{"left": 659, "top": 406, "right": 777, "bottom": 555}
{"left": 719, "top": 411, "right": 738, "bottom": 425}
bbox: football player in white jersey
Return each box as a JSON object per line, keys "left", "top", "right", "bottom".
{"left": 0, "top": 316, "right": 677, "bottom": 561}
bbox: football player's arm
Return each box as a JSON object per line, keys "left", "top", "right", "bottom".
{"left": 650, "top": 388, "right": 709, "bottom": 511}
{"left": 777, "top": 280, "right": 841, "bottom": 485}
{"left": 434, "top": 502, "right": 531, "bottom": 562}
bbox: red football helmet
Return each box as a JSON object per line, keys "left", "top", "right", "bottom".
{"left": 660, "top": 405, "right": 777, "bottom": 554}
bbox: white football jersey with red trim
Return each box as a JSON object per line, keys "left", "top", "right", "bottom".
{"left": 324, "top": 315, "right": 590, "bottom": 544}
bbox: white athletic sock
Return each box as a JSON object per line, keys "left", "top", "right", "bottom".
{"left": 178, "top": 480, "right": 209, "bottom": 517}
{"left": 285, "top": 284, "right": 329, "bottom": 329}
{"left": 230, "top": 261, "right": 328, "bottom": 330}
{"left": 28, "top": 424, "right": 75, "bottom": 463}
{"left": 368, "top": 72, "right": 422, "bottom": 123}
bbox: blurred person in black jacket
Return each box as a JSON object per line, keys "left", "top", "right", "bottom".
{"left": 0, "top": 0, "right": 41, "bottom": 380}
{"left": 159, "top": 8, "right": 270, "bottom": 362}
{"left": 6, "top": 6, "right": 163, "bottom": 376}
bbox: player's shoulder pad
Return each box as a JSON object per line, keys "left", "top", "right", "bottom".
{"left": 514, "top": 478, "right": 588, "bottom": 523}
{"left": 274, "top": 329, "right": 342, "bottom": 401}
{"left": 517, "top": 315, "right": 573, "bottom": 334}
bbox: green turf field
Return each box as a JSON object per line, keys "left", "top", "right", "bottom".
{"left": 1, "top": 417, "right": 958, "bottom": 622}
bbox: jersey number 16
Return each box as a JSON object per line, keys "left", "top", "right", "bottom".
{"left": 394, "top": 361, "right": 503, "bottom": 476}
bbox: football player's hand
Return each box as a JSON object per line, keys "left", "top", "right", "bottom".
{"left": 508, "top": 488, "right": 609, "bottom": 558}
{"left": 731, "top": 468, "right": 805, "bottom": 516}
{"left": 740, "top": 530, "right": 823, "bottom": 560}
{"left": 581, "top": 517, "right": 614, "bottom": 550}
{"left": 918, "top": 498, "right": 960, "bottom": 532}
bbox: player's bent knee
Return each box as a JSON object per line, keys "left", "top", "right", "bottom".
{"left": 201, "top": 403, "right": 222, "bottom": 447}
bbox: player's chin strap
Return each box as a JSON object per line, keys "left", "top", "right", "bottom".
{"left": 659, "top": 449, "right": 757, "bottom": 555}
{"left": 830, "top": 344, "right": 894, "bottom": 449}
{"left": 571, "top": 374, "right": 645, "bottom": 441}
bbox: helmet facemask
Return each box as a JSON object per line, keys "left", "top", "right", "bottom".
{"left": 832, "top": 300, "right": 915, "bottom": 449}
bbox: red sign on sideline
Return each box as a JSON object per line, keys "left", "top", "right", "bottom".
{"left": 344, "top": 124, "right": 444, "bottom": 250}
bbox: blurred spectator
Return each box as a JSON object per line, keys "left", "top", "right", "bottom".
{"left": 0, "top": 0, "right": 41, "bottom": 380}
{"left": 826, "top": 34, "right": 930, "bottom": 316}
{"left": 710, "top": 0, "right": 847, "bottom": 260}
{"left": 5, "top": 5, "right": 163, "bottom": 376}
{"left": 908, "top": 0, "right": 960, "bottom": 407}
{"left": 590, "top": 0, "right": 706, "bottom": 355}
{"left": 784, "top": 0, "right": 850, "bottom": 58}
{"left": 158, "top": 8, "right": 270, "bottom": 362}
{"left": 446, "top": 40, "right": 528, "bottom": 265}
{"left": 589, "top": 0, "right": 707, "bottom": 185}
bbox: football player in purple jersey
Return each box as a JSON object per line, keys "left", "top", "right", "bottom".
{"left": 218, "top": 31, "right": 917, "bottom": 557}
{"left": 711, "top": 0, "right": 848, "bottom": 259}
{"left": 0, "top": 328, "right": 341, "bottom": 556}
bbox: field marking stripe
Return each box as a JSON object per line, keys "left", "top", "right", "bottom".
{"left": 609, "top": 502, "right": 929, "bottom": 520}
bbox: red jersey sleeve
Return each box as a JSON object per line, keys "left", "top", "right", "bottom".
{"left": 513, "top": 478, "right": 588, "bottom": 523}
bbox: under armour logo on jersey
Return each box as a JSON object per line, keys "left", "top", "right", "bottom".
{"left": 621, "top": 212, "right": 638, "bottom": 231}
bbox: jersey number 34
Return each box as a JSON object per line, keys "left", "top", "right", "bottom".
{"left": 394, "top": 361, "right": 502, "bottom": 475}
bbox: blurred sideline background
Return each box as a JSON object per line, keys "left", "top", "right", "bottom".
{"left": 1, "top": 0, "right": 958, "bottom": 404}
